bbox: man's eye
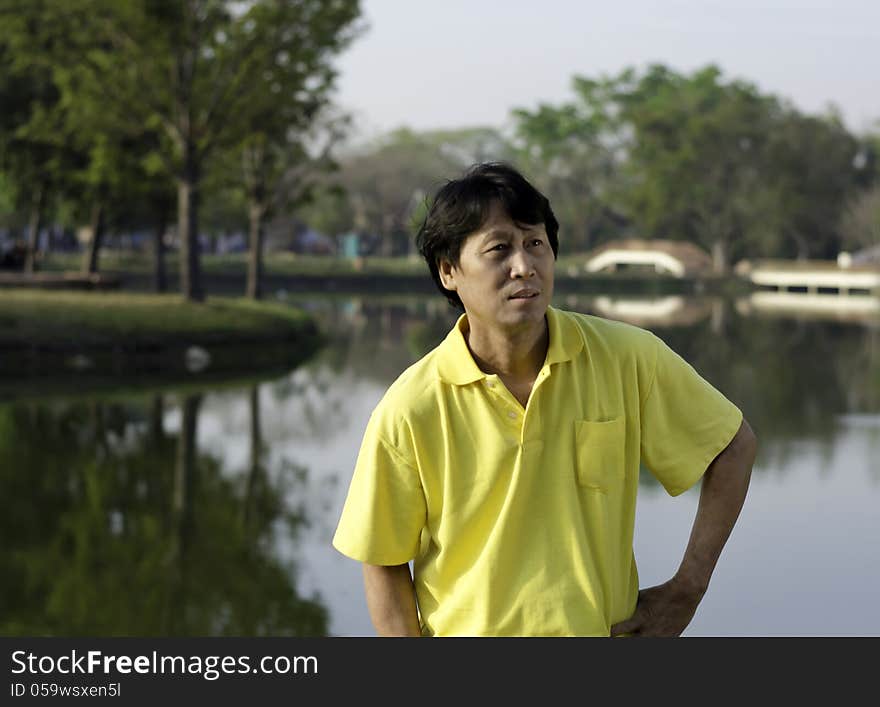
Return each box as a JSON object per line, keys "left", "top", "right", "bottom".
{"left": 530, "top": 239, "right": 544, "bottom": 247}
{"left": 489, "top": 244, "right": 507, "bottom": 251}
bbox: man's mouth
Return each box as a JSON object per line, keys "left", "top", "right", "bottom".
{"left": 509, "top": 290, "right": 540, "bottom": 300}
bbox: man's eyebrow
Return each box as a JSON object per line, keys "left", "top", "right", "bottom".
{"left": 480, "top": 225, "right": 539, "bottom": 243}
{"left": 481, "top": 229, "right": 514, "bottom": 242}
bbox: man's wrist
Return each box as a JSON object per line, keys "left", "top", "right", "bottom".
{"left": 671, "top": 569, "right": 709, "bottom": 599}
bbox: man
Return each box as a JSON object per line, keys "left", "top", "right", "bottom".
{"left": 332, "top": 163, "right": 756, "bottom": 637}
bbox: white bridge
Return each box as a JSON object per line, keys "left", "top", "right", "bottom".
{"left": 734, "top": 259, "right": 880, "bottom": 296}
{"left": 583, "top": 239, "right": 714, "bottom": 278}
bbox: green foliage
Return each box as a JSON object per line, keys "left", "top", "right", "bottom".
{"left": 305, "top": 126, "right": 514, "bottom": 255}
{"left": 513, "top": 74, "right": 630, "bottom": 252}
{"left": 511, "top": 63, "right": 870, "bottom": 268}
{"left": 0, "top": 394, "right": 328, "bottom": 635}
{"left": 0, "top": 170, "right": 19, "bottom": 221}
{"left": 0, "top": 16, "right": 66, "bottom": 232}
{"left": 297, "top": 182, "right": 353, "bottom": 238}
{"left": 0, "top": 290, "right": 315, "bottom": 348}
{"left": 211, "top": 0, "right": 362, "bottom": 215}
{"left": 0, "top": 0, "right": 362, "bottom": 295}
{"left": 759, "top": 110, "right": 864, "bottom": 259}
{"left": 840, "top": 185, "right": 880, "bottom": 250}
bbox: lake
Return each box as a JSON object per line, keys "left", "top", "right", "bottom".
{"left": 2, "top": 292, "right": 878, "bottom": 636}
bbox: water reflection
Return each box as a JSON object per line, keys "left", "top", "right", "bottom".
{"left": 737, "top": 291, "right": 880, "bottom": 324}
{"left": 3, "top": 293, "right": 879, "bottom": 636}
{"left": 590, "top": 295, "right": 715, "bottom": 328}
{"left": 0, "top": 390, "right": 327, "bottom": 636}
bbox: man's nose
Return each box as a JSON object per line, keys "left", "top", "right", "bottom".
{"left": 510, "top": 247, "right": 536, "bottom": 278}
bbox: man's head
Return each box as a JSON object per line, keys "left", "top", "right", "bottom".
{"left": 416, "top": 163, "right": 559, "bottom": 313}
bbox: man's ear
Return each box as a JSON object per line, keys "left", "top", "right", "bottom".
{"left": 437, "top": 258, "right": 457, "bottom": 291}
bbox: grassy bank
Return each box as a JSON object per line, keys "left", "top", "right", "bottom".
{"left": 0, "top": 290, "right": 322, "bottom": 381}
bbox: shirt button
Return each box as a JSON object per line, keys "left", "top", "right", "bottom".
{"left": 486, "top": 381, "right": 495, "bottom": 388}
{"left": 507, "top": 410, "right": 518, "bottom": 419}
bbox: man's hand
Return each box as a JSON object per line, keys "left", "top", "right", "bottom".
{"left": 609, "top": 576, "right": 705, "bottom": 637}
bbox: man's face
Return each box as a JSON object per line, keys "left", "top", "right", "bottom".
{"left": 438, "top": 200, "right": 555, "bottom": 332}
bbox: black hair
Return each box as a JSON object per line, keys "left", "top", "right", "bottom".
{"left": 415, "top": 162, "right": 559, "bottom": 310}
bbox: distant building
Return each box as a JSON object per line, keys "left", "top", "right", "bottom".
{"left": 734, "top": 258, "right": 880, "bottom": 295}
{"left": 583, "top": 239, "right": 714, "bottom": 278}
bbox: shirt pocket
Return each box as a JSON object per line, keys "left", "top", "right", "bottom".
{"left": 574, "top": 417, "right": 626, "bottom": 492}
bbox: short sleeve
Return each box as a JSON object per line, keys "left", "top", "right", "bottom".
{"left": 332, "top": 409, "right": 427, "bottom": 565}
{"left": 639, "top": 335, "right": 743, "bottom": 496}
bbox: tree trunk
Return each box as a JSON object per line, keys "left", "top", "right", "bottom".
{"left": 246, "top": 200, "right": 265, "bottom": 300}
{"left": 711, "top": 238, "right": 728, "bottom": 274}
{"left": 145, "top": 394, "right": 166, "bottom": 505}
{"left": 710, "top": 298, "right": 726, "bottom": 336}
{"left": 791, "top": 231, "right": 810, "bottom": 261}
{"left": 81, "top": 201, "right": 105, "bottom": 275}
{"left": 173, "top": 394, "right": 201, "bottom": 543}
{"left": 242, "top": 385, "right": 262, "bottom": 528}
{"left": 153, "top": 203, "right": 168, "bottom": 293}
{"left": 169, "top": 392, "right": 200, "bottom": 634}
{"left": 177, "top": 153, "right": 204, "bottom": 302}
{"left": 381, "top": 213, "right": 395, "bottom": 257}
{"left": 149, "top": 394, "right": 165, "bottom": 445}
{"left": 24, "top": 184, "right": 45, "bottom": 274}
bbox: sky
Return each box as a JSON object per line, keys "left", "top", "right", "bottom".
{"left": 332, "top": 0, "right": 880, "bottom": 141}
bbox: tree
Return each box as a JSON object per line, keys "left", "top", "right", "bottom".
{"left": 0, "top": 20, "right": 66, "bottom": 273}
{"left": 757, "top": 108, "right": 865, "bottom": 260}
{"left": 838, "top": 128, "right": 880, "bottom": 253}
{"left": 202, "top": 0, "right": 362, "bottom": 299}
{"left": 612, "top": 65, "right": 784, "bottom": 271}
{"left": 243, "top": 113, "right": 351, "bottom": 298}
{"left": 1, "top": 2, "right": 181, "bottom": 284}
{"left": 840, "top": 185, "right": 880, "bottom": 251}
{"left": 308, "top": 127, "right": 512, "bottom": 256}
{"left": 512, "top": 76, "right": 631, "bottom": 252}
{"left": 2, "top": 0, "right": 363, "bottom": 300}
{"left": 511, "top": 64, "right": 867, "bottom": 268}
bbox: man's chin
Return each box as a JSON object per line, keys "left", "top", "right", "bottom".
{"left": 500, "top": 300, "right": 548, "bottom": 324}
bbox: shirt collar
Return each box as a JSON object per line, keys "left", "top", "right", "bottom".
{"left": 435, "top": 305, "right": 584, "bottom": 385}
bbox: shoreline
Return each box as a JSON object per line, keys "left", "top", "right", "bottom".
{"left": 2, "top": 269, "right": 753, "bottom": 298}
{"left": 0, "top": 290, "right": 323, "bottom": 383}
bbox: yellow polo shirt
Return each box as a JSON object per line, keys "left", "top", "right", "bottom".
{"left": 332, "top": 306, "right": 742, "bottom": 636}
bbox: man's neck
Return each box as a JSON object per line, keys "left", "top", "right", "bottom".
{"left": 463, "top": 313, "right": 549, "bottom": 382}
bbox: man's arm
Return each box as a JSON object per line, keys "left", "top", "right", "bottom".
{"left": 363, "top": 562, "right": 422, "bottom": 637}
{"left": 611, "top": 417, "right": 757, "bottom": 637}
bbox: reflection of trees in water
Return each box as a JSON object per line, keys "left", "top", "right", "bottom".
{"left": 298, "top": 296, "right": 457, "bottom": 383}
{"left": 835, "top": 327, "right": 880, "bottom": 413}
{"left": 0, "top": 391, "right": 327, "bottom": 636}
{"left": 646, "top": 307, "right": 878, "bottom": 473}
{"left": 263, "top": 368, "right": 353, "bottom": 443}
{"left": 261, "top": 297, "right": 459, "bottom": 442}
